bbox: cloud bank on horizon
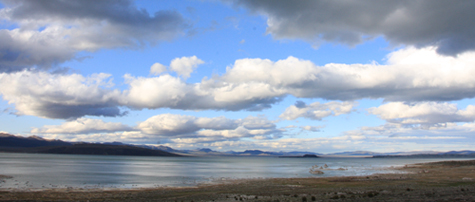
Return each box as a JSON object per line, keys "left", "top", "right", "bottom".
{"left": 1, "top": 0, "right": 475, "bottom": 153}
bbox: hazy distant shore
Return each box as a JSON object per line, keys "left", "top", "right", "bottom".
{"left": 1, "top": 160, "right": 475, "bottom": 201}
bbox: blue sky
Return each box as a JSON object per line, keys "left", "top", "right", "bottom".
{"left": 1, "top": 0, "right": 475, "bottom": 153}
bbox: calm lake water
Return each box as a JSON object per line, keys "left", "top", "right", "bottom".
{"left": 0, "top": 153, "right": 471, "bottom": 190}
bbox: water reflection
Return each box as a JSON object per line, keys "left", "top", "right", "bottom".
{"left": 0, "top": 153, "right": 470, "bottom": 189}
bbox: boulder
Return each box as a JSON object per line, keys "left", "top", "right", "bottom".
{"left": 309, "top": 169, "right": 324, "bottom": 175}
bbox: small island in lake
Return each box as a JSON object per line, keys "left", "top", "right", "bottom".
{"left": 278, "top": 154, "right": 320, "bottom": 158}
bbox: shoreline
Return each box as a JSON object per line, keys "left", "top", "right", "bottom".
{"left": 1, "top": 160, "right": 475, "bottom": 201}
{"left": 0, "top": 164, "right": 409, "bottom": 192}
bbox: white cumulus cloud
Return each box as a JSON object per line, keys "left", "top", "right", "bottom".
{"left": 0, "top": 70, "right": 123, "bottom": 119}
{"left": 31, "top": 118, "right": 134, "bottom": 134}
{"left": 300, "top": 125, "right": 322, "bottom": 132}
{"left": 135, "top": 114, "right": 283, "bottom": 143}
{"left": 169, "top": 56, "right": 204, "bottom": 79}
{"left": 4, "top": 47, "right": 475, "bottom": 119}
{"left": 280, "top": 101, "right": 356, "bottom": 120}
{"left": 150, "top": 63, "right": 168, "bottom": 75}
{"left": 368, "top": 102, "right": 475, "bottom": 126}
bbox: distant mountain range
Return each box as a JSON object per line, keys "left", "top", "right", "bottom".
{"left": 0, "top": 133, "right": 72, "bottom": 147}
{"left": 137, "top": 145, "right": 323, "bottom": 157}
{"left": 118, "top": 142, "right": 475, "bottom": 158}
{"left": 328, "top": 151, "right": 381, "bottom": 156}
{"left": 0, "top": 143, "right": 181, "bottom": 157}
{"left": 0, "top": 133, "right": 179, "bottom": 157}
{"left": 1, "top": 133, "right": 475, "bottom": 158}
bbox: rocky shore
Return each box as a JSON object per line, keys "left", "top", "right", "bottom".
{"left": 1, "top": 160, "right": 475, "bottom": 201}
{"left": 0, "top": 175, "right": 12, "bottom": 185}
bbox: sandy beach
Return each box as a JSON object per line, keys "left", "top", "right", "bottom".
{"left": 1, "top": 160, "right": 475, "bottom": 201}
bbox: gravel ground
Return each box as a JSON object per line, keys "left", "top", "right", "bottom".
{"left": 1, "top": 160, "right": 475, "bottom": 201}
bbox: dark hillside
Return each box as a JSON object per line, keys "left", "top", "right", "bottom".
{"left": 0, "top": 143, "right": 181, "bottom": 157}
{"left": 0, "top": 133, "right": 71, "bottom": 148}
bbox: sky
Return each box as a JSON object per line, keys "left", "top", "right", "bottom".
{"left": 1, "top": 0, "right": 475, "bottom": 153}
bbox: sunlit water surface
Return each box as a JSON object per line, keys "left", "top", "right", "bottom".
{"left": 0, "top": 153, "right": 471, "bottom": 189}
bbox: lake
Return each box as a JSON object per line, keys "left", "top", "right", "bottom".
{"left": 0, "top": 153, "right": 471, "bottom": 190}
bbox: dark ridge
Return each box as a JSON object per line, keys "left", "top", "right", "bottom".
{"left": 0, "top": 143, "right": 181, "bottom": 157}
{"left": 240, "top": 150, "right": 284, "bottom": 156}
{"left": 279, "top": 154, "right": 319, "bottom": 158}
{"left": 303, "top": 154, "right": 319, "bottom": 158}
{"left": 0, "top": 133, "right": 72, "bottom": 148}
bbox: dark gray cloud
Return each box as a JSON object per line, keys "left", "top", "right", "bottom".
{"left": 294, "top": 101, "right": 306, "bottom": 108}
{"left": 2, "top": 0, "right": 187, "bottom": 40}
{"left": 0, "top": 0, "right": 189, "bottom": 72}
{"left": 31, "top": 103, "right": 126, "bottom": 120}
{"left": 232, "top": 0, "right": 475, "bottom": 55}
{"left": 0, "top": 30, "right": 76, "bottom": 72}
